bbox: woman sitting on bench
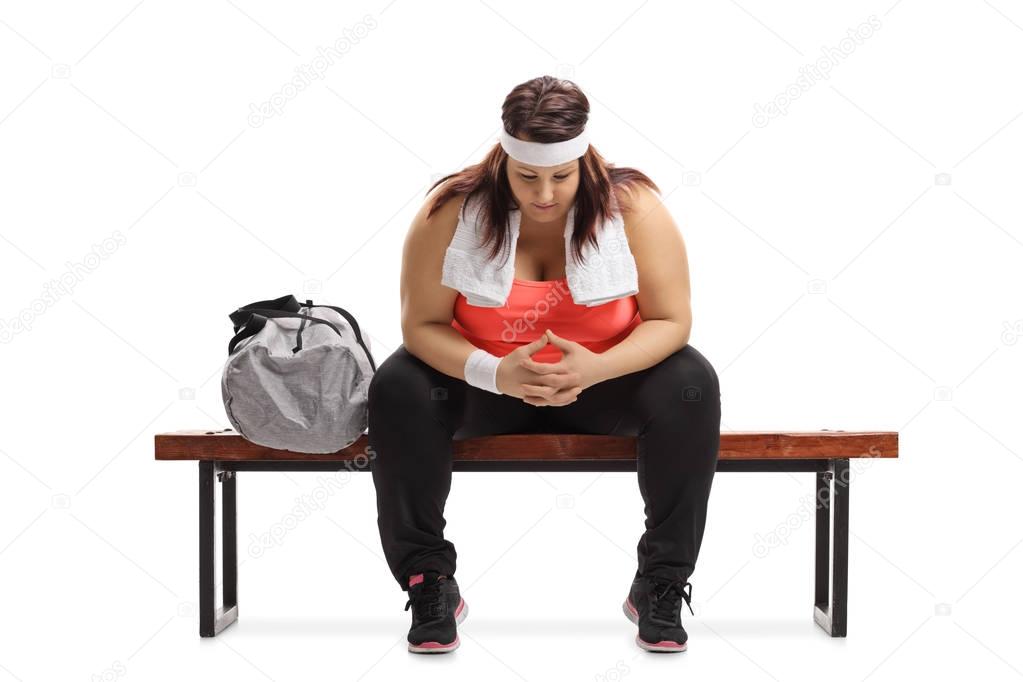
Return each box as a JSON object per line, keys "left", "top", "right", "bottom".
{"left": 367, "top": 75, "right": 722, "bottom": 654}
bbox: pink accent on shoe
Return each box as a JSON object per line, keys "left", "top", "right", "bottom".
{"left": 641, "top": 638, "right": 686, "bottom": 649}
{"left": 455, "top": 598, "right": 465, "bottom": 618}
{"left": 625, "top": 597, "right": 687, "bottom": 652}
{"left": 408, "top": 573, "right": 424, "bottom": 587}
{"left": 409, "top": 636, "right": 460, "bottom": 653}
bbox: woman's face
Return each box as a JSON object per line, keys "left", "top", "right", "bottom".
{"left": 506, "top": 157, "right": 580, "bottom": 225}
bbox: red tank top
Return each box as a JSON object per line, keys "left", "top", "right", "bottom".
{"left": 451, "top": 276, "right": 642, "bottom": 363}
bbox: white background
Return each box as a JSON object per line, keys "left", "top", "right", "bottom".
{"left": 2, "top": 0, "right": 1022, "bottom": 680}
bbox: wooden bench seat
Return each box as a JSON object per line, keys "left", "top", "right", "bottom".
{"left": 154, "top": 428, "right": 898, "bottom": 638}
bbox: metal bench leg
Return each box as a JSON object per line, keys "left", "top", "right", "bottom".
{"left": 199, "top": 461, "right": 239, "bottom": 637}
{"left": 814, "top": 458, "right": 849, "bottom": 636}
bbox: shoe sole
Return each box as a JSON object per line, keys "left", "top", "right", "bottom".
{"left": 622, "top": 597, "right": 688, "bottom": 653}
{"left": 408, "top": 598, "right": 468, "bottom": 654}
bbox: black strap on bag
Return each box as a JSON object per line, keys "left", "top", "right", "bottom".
{"left": 228, "top": 294, "right": 377, "bottom": 369}
{"left": 229, "top": 295, "right": 303, "bottom": 332}
{"left": 302, "top": 300, "right": 377, "bottom": 372}
{"left": 228, "top": 310, "right": 342, "bottom": 355}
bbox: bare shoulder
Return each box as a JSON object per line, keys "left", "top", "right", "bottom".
{"left": 402, "top": 183, "right": 467, "bottom": 286}
{"left": 399, "top": 184, "right": 468, "bottom": 328}
{"left": 409, "top": 183, "right": 466, "bottom": 245}
{"left": 614, "top": 183, "right": 678, "bottom": 242}
{"left": 613, "top": 183, "right": 691, "bottom": 326}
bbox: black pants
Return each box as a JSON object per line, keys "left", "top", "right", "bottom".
{"left": 368, "top": 343, "right": 722, "bottom": 592}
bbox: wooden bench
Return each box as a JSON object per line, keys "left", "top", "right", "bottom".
{"left": 154, "top": 428, "right": 898, "bottom": 638}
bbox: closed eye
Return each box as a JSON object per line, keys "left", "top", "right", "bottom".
{"left": 520, "top": 174, "right": 570, "bottom": 181}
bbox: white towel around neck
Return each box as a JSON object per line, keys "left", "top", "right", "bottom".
{"left": 440, "top": 193, "right": 639, "bottom": 308}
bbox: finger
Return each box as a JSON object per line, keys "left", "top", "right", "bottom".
{"left": 522, "top": 332, "right": 549, "bottom": 349}
{"left": 514, "top": 337, "right": 549, "bottom": 361}
{"left": 524, "top": 392, "right": 578, "bottom": 407}
{"left": 522, "top": 371, "right": 579, "bottom": 390}
{"left": 520, "top": 383, "right": 559, "bottom": 398}
{"left": 525, "top": 385, "right": 582, "bottom": 406}
{"left": 521, "top": 373, "right": 567, "bottom": 389}
{"left": 519, "top": 357, "right": 568, "bottom": 374}
{"left": 542, "top": 328, "right": 575, "bottom": 351}
{"left": 547, "top": 386, "right": 583, "bottom": 405}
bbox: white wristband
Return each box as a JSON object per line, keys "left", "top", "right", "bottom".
{"left": 464, "top": 348, "right": 503, "bottom": 394}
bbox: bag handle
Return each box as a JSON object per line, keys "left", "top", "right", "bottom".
{"left": 229, "top": 295, "right": 302, "bottom": 331}
{"left": 228, "top": 310, "right": 342, "bottom": 355}
{"left": 302, "top": 301, "right": 377, "bottom": 372}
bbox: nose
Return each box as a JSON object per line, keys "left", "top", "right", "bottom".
{"left": 537, "top": 180, "right": 555, "bottom": 203}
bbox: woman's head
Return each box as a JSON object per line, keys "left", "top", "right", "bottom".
{"left": 500, "top": 77, "right": 587, "bottom": 226}
{"left": 427, "top": 75, "right": 659, "bottom": 266}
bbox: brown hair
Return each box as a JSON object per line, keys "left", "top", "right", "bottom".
{"left": 425, "top": 75, "right": 660, "bottom": 268}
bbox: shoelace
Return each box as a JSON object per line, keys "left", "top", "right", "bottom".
{"left": 648, "top": 577, "right": 694, "bottom": 626}
{"left": 404, "top": 577, "right": 447, "bottom": 621}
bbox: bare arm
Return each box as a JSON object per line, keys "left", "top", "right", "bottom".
{"left": 399, "top": 189, "right": 562, "bottom": 400}
{"left": 594, "top": 185, "right": 693, "bottom": 383}
{"left": 399, "top": 189, "right": 480, "bottom": 380}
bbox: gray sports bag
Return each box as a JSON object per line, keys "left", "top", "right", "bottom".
{"left": 221, "top": 294, "right": 377, "bottom": 453}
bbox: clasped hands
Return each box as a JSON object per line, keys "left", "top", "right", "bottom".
{"left": 495, "top": 328, "right": 605, "bottom": 406}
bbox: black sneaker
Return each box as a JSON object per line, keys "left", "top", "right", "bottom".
{"left": 622, "top": 574, "right": 695, "bottom": 652}
{"left": 404, "top": 570, "right": 468, "bottom": 653}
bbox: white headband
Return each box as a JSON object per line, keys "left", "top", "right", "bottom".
{"left": 499, "top": 128, "right": 590, "bottom": 167}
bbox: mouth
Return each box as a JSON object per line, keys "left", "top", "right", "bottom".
{"left": 533, "top": 203, "right": 557, "bottom": 210}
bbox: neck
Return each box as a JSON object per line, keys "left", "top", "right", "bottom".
{"left": 518, "top": 209, "right": 568, "bottom": 239}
